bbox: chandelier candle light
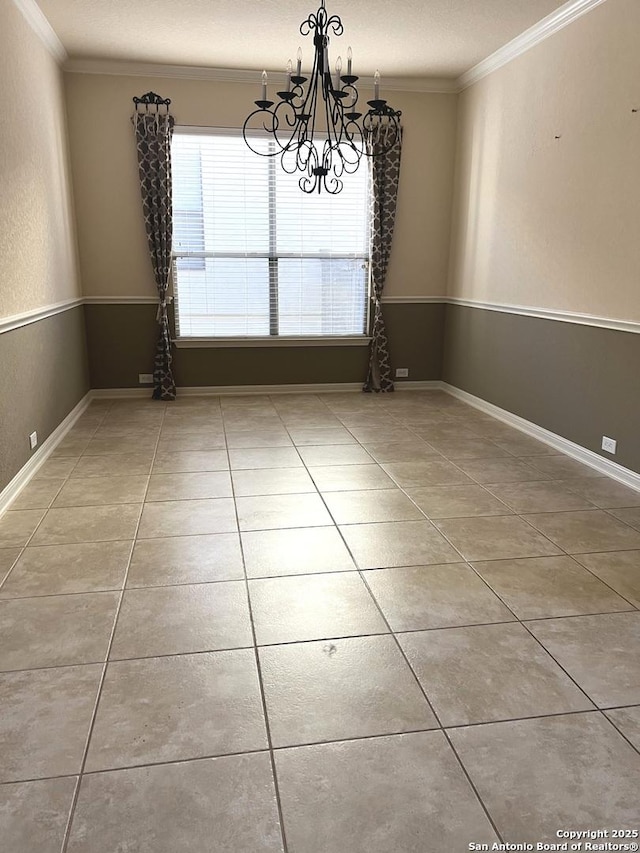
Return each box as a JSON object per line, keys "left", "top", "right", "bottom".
{"left": 243, "top": 0, "right": 402, "bottom": 194}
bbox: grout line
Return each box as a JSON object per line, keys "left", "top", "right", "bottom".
{"left": 60, "top": 400, "right": 166, "bottom": 853}
{"left": 0, "top": 409, "right": 111, "bottom": 595}
{"left": 225, "top": 405, "right": 290, "bottom": 853}
{"left": 4, "top": 704, "right": 640, "bottom": 789}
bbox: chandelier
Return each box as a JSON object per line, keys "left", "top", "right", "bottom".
{"left": 243, "top": 0, "right": 401, "bottom": 195}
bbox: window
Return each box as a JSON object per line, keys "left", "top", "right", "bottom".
{"left": 171, "top": 129, "right": 370, "bottom": 340}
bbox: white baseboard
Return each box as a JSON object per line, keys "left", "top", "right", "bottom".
{"left": 441, "top": 383, "right": 640, "bottom": 492}
{"left": 91, "top": 380, "right": 441, "bottom": 398}
{"left": 0, "top": 392, "right": 93, "bottom": 517}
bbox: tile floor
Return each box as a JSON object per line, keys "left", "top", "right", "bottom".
{"left": 1, "top": 390, "right": 640, "bottom": 852}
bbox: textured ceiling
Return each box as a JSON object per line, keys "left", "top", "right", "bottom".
{"left": 37, "top": 0, "right": 570, "bottom": 78}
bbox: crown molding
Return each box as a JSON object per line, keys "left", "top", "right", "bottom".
{"left": 12, "top": 0, "right": 67, "bottom": 64}
{"left": 458, "top": 0, "right": 609, "bottom": 90}
{"left": 62, "top": 58, "right": 458, "bottom": 94}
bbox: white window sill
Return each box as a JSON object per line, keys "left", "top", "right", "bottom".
{"left": 173, "top": 336, "right": 372, "bottom": 349}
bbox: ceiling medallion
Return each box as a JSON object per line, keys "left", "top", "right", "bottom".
{"left": 243, "top": 0, "right": 401, "bottom": 194}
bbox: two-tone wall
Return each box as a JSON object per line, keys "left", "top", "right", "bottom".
{"left": 445, "top": 0, "right": 640, "bottom": 474}
{"left": 63, "top": 72, "right": 457, "bottom": 386}
{"left": 0, "top": 2, "right": 89, "bottom": 494}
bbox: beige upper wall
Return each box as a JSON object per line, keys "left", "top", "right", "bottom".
{"left": 448, "top": 0, "right": 640, "bottom": 322}
{"left": 0, "top": 1, "right": 80, "bottom": 319}
{"left": 64, "top": 72, "right": 457, "bottom": 299}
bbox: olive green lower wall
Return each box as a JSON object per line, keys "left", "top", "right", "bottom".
{"left": 443, "top": 304, "right": 640, "bottom": 475}
{"left": 0, "top": 306, "right": 90, "bottom": 493}
{"left": 84, "top": 302, "right": 445, "bottom": 389}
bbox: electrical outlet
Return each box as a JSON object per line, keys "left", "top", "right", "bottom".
{"left": 29, "top": 431, "right": 38, "bottom": 451}
{"left": 601, "top": 436, "right": 617, "bottom": 454}
{"left": 395, "top": 368, "right": 409, "bottom": 378}
{"left": 138, "top": 373, "right": 154, "bottom": 384}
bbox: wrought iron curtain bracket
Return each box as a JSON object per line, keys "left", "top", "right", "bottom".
{"left": 133, "top": 92, "right": 172, "bottom": 113}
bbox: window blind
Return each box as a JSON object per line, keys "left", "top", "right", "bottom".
{"left": 171, "top": 129, "right": 370, "bottom": 338}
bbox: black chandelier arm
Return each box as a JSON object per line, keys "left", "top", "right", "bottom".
{"left": 243, "top": 1, "right": 402, "bottom": 193}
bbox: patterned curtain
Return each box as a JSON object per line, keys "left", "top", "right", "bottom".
{"left": 363, "top": 123, "right": 403, "bottom": 393}
{"left": 133, "top": 104, "right": 176, "bottom": 400}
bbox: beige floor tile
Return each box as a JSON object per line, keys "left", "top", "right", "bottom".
{"left": 66, "top": 754, "right": 283, "bottom": 853}
{"left": 260, "top": 635, "right": 437, "bottom": 747}
{"left": 85, "top": 650, "right": 267, "bottom": 772}
{"left": 0, "top": 510, "right": 46, "bottom": 548}
{"left": 0, "top": 591, "right": 119, "bottom": 671}
{"left": 348, "top": 426, "right": 417, "bottom": 444}
{"left": 365, "top": 563, "right": 515, "bottom": 630}
{"left": 137, "top": 498, "right": 237, "bottom": 538}
{"left": 485, "top": 480, "right": 594, "bottom": 513}
{"left": 0, "top": 777, "right": 77, "bottom": 853}
{"left": 91, "top": 426, "right": 158, "bottom": 441}
{"left": 310, "top": 464, "right": 397, "bottom": 493}
{"left": 236, "top": 493, "right": 332, "bottom": 531}
{"left": 84, "top": 436, "right": 151, "bottom": 456}
{"left": 340, "top": 520, "right": 461, "bottom": 569}
{"left": 523, "top": 510, "right": 640, "bottom": 553}
{"left": 406, "top": 484, "right": 512, "bottom": 518}
{"left": 231, "top": 467, "right": 316, "bottom": 497}
{"left": 574, "top": 550, "right": 640, "bottom": 607}
{"left": 127, "top": 533, "right": 243, "bottom": 586}
{"left": 490, "top": 434, "right": 558, "bottom": 456}
{"left": 152, "top": 450, "right": 229, "bottom": 474}
{"left": 434, "top": 516, "right": 561, "bottom": 561}
{"left": 0, "top": 664, "right": 101, "bottom": 782}
{"left": 0, "top": 541, "right": 131, "bottom": 598}
{"left": 362, "top": 441, "right": 440, "bottom": 463}
{"left": 556, "top": 478, "right": 640, "bottom": 508}
{"left": 53, "top": 475, "right": 149, "bottom": 507}
{"left": 110, "top": 582, "right": 252, "bottom": 659}
{"left": 31, "top": 505, "right": 141, "bottom": 545}
{"left": 524, "top": 455, "right": 605, "bottom": 479}
{"left": 605, "top": 706, "right": 640, "bottom": 751}
{"left": 382, "top": 459, "right": 473, "bottom": 488}
{"left": 473, "top": 555, "right": 633, "bottom": 619}
{"left": 610, "top": 506, "right": 640, "bottom": 531}
{"left": 288, "top": 427, "right": 357, "bottom": 445}
{"left": 146, "top": 471, "right": 232, "bottom": 501}
{"left": 323, "top": 489, "right": 424, "bottom": 524}
{"left": 70, "top": 453, "right": 154, "bottom": 478}
{"left": 449, "top": 713, "right": 640, "bottom": 843}
{"left": 453, "top": 457, "right": 549, "bottom": 484}
{"left": 249, "top": 573, "right": 388, "bottom": 644}
{"left": 157, "top": 432, "right": 226, "bottom": 451}
{"left": 0, "top": 548, "right": 21, "bottom": 584}
{"left": 225, "top": 430, "right": 293, "bottom": 448}
{"left": 412, "top": 424, "right": 479, "bottom": 442}
{"left": 51, "top": 438, "right": 92, "bottom": 458}
{"left": 33, "top": 458, "right": 78, "bottom": 479}
{"left": 10, "top": 479, "right": 65, "bottom": 510}
{"left": 298, "top": 444, "right": 373, "bottom": 466}
{"left": 228, "top": 447, "right": 302, "bottom": 470}
{"left": 400, "top": 622, "right": 592, "bottom": 726}
{"left": 427, "top": 437, "right": 510, "bottom": 459}
{"left": 242, "top": 526, "right": 355, "bottom": 577}
{"left": 275, "top": 732, "right": 498, "bottom": 853}
{"left": 526, "top": 612, "right": 640, "bottom": 707}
